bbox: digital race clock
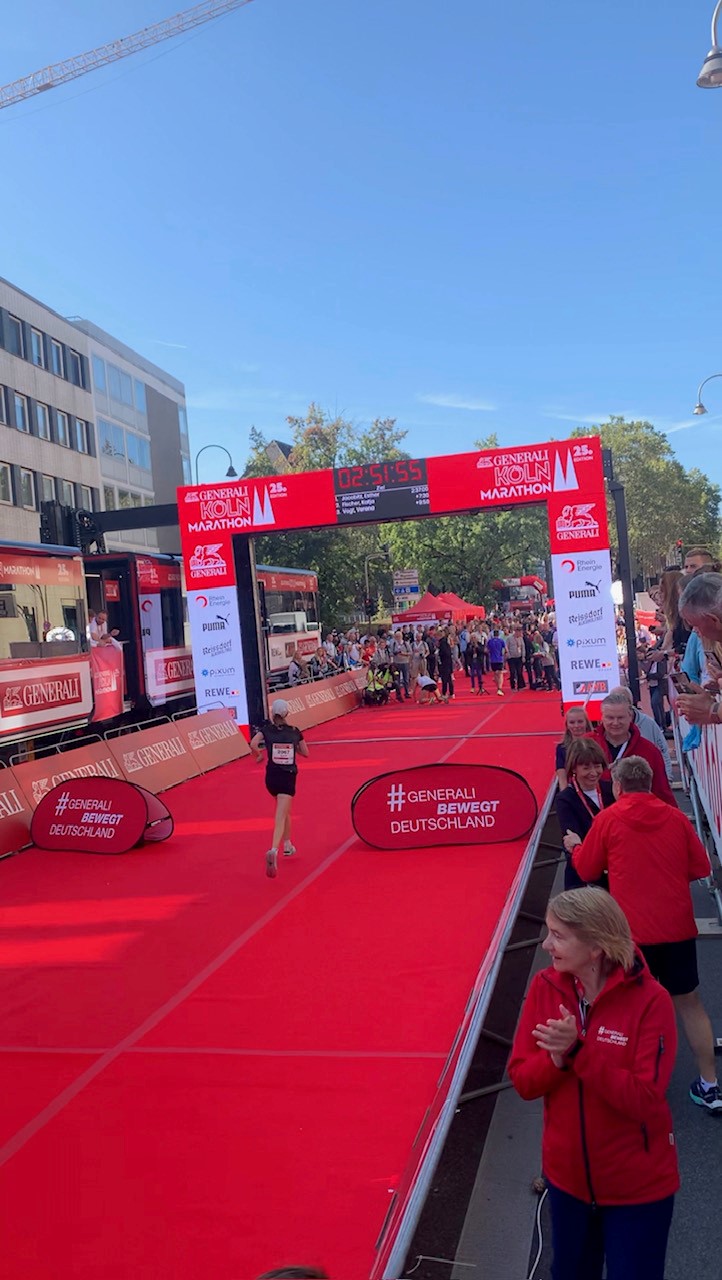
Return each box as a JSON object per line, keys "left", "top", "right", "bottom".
{"left": 333, "top": 459, "right": 431, "bottom": 524}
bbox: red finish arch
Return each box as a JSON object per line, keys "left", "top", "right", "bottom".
{"left": 178, "top": 436, "right": 620, "bottom": 730}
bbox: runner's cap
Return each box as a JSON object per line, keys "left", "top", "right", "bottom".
{"left": 271, "top": 698, "right": 289, "bottom": 718}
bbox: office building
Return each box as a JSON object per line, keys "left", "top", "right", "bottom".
{"left": 0, "top": 277, "right": 190, "bottom": 555}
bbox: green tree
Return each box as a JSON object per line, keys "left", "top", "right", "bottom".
{"left": 569, "top": 417, "right": 721, "bottom": 577}
{"left": 241, "top": 408, "right": 406, "bottom": 625}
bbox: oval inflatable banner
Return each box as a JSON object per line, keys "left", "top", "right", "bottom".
{"left": 352, "top": 763, "right": 538, "bottom": 850}
{"left": 32, "top": 777, "right": 151, "bottom": 854}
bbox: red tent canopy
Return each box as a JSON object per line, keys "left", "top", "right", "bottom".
{"left": 437, "top": 592, "right": 486, "bottom": 620}
{"left": 391, "top": 590, "right": 450, "bottom": 623}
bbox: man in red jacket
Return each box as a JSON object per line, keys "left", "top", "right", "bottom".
{"left": 590, "top": 691, "right": 676, "bottom": 805}
{"left": 573, "top": 755, "right": 720, "bottom": 1112}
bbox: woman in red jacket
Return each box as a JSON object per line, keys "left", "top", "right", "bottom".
{"left": 509, "top": 887, "right": 678, "bottom": 1280}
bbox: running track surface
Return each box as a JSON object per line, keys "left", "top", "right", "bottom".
{"left": 0, "top": 683, "right": 562, "bottom": 1280}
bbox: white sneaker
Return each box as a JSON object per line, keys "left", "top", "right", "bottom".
{"left": 265, "top": 849, "right": 278, "bottom": 878}
{"left": 283, "top": 842, "right": 296, "bottom": 858}
{"left": 497, "top": 690, "right": 504, "bottom": 697}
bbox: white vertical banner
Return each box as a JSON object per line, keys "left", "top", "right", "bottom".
{"left": 186, "top": 586, "right": 249, "bottom": 727}
{"left": 139, "top": 595, "right": 164, "bottom": 655}
{"left": 552, "top": 551, "right": 620, "bottom": 703}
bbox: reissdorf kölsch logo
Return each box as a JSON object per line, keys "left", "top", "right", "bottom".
{"left": 555, "top": 504, "right": 600, "bottom": 541}
{"left": 2, "top": 674, "right": 82, "bottom": 716}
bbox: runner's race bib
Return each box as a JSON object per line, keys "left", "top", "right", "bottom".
{"left": 272, "top": 742, "right": 294, "bottom": 766}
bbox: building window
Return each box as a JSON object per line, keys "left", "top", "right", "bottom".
{"left": 41, "top": 475, "right": 55, "bottom": 503}
{"left": 118, "top": 489, "right": 131, "bottom": 508}
{"left": 14, "top": 393, "right": 28, "bottom": 432}
{"left": 134, "top": 380, "right": 147, "bottom": 413}
{"left": 56, "top": 410, "right": 70, "bottom": 447}
{"left": 80, "top": 485, "right": 93, "bottom": 510}
{"left": 92, "top": 355, "right": 107, "bottom": 392}
{"left": 30, "top": 329, "right": 45, "bottom": 368}
{"left": 67, "top": 349, "right": 82, "bottom": 386}
{"left": 58, "top": 478, "right": 74, "bottom": 506}
{"left": 127, "top": 432, "right": 151, "bottom": 470}
{"left": 36, "top": 402, "right": 50, "bottom": 440}
{"left": 103, "top": 485, "right": 116, "bottom": 510}
{"left": 7, "top": 315, "right": 24, "bottom": 358}
{"left": 74, "top": 419, "right": 88, "bottom": 453}
{"left": 0, "top": 387, "right": 6, "bottom": 425}
{"left": 181, "top": 454, "right": 192, "bottom": 484}
{"left": 51, "top": 340, "right": 64, "bottom": 377}
{"left": 20, "top": 469, "right": 35, "bottom": 509}
{"left": 0, "top": 463, "right": 11, "bottom": 504}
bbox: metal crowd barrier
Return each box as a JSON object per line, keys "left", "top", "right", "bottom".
{"left": 670, "top": 683, "right": 722, "bottom": 926}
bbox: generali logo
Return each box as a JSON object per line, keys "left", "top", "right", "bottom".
{"left": 189, "top": 544, "right": 227, "bottom": 577}
{"left": 555, "top": 503, "right": 600, "bottom": 541}
{"left": 2, "top": 674, "right": 82, "bottom": 715}
{"left": 30, "top": 756, "right": 122, "bottom": 805}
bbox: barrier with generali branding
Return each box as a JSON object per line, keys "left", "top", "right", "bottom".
{"left": 0, "top": 767, "right": 34, "bottom": 857}
{"left": 13, "top": 741, "right": 126, "bottom": 810}
{"left": 0, "top": 655, "right": 94, "bottom": 739}
{"left": 281, "top": 670, "right": 366, "bottom": 731}
{"left": 176, "top": 708, "right": 250, "bottom": 771}
{"left": 352, "top": 763, "right": 538, "bottom": 850}
{"left": 107, "top": 721, "right": 200, "bottom": 794}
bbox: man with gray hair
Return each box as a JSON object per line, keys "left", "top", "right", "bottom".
{"left": 574, "top": 755, "right": 720, "bottom": 1111}
{"left": 676, "top": 572, "right": 722, "bottom": 726}
{"left": 590, "top": 691, "right": 676, "bottom": 805}
{"left": 609, "top": 685, "right": 673, "bottom": 784}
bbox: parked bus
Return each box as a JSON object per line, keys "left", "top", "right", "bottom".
{"left": 256, "top": 565, "right": 322, "bottom": 680}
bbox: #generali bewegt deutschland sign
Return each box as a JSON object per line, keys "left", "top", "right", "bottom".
{"left": 178, "top": 437, "right": 619, "bottom": 720}
{"left": 352, "top": 764, "right": 538, "bottom": 850}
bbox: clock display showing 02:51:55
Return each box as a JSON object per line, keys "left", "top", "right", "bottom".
{"left": 333, "top": 459, "right": 426, "bottom": 489}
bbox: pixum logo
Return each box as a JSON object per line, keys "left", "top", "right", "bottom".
{"left": 570, "top": 637, "right": 606, "bottom": 648}
{"left": 387, "top": 783, "right": 406, "bottom": 812}
{"left": 555, "top": 504, "right": 600, "bottom": 541}
{"left": 189, "top": 544, "right": 227, "bottom": 578}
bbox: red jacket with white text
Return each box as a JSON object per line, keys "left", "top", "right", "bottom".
{"left": 573, "top": 792, "right": 710, "bottom": 944}
{"left": 509, "top": 955, "right": 679, "bottom": 1205}
{"left": 589, "top": 723, "right": 676, "bottom": 806}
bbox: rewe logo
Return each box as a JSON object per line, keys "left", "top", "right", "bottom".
{"left": 555, "top": 504, "right": 600, "bottom": 541}
{"left": 552, "top": 451, "right": 579, "bottom": 492}
{"left": 189, "top": 544, "right": 227, "bottom": 577}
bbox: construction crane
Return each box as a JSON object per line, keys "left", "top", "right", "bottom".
{"left": 0, "top": 0, "right": 254, "bottom": 111}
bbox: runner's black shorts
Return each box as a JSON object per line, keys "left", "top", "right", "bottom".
{"left": 490, "top": 662, "right": 504, "bottom": 672}
{"left": 265, "top": 766, "right": 297, "bottom": 798}
{"left": 640, "top": 938, "right": 699, "bottom": 996}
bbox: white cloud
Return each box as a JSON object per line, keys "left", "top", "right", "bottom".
{"left": 541, "top": 409, "right": 608, "bottom": 424}
{"left": 663, "top": 417, "right": 721, "bottom": 435}
{"left": 187, "top": 387, "right": 283, "bottom": 412}
{"left": 417, "top": 393, "right": 496, "bottom": 411}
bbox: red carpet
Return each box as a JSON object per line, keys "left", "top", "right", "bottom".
{"left": 0, "top": 681, "right": 562, "bottom": 1279}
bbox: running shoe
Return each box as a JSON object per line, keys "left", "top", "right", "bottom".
{"left": 265, "top": 848, "right": 278, "bottom": 878}
{"left": 689, "top": 1078, "right": 722, "bottom": 1111}
{"left": 497, "top": 690, "right": 504, "bottom": 697}
{"left": 283, "top": 842, "right": 296, "bottom": 858}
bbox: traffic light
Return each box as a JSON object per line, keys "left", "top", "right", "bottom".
{"left": 364, "top": 596, "right": 375, "bottom": 617}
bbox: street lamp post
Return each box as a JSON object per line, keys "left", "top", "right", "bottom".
{"left": 364, "top": 547, "right": 391, "bottom": 619}
{"left": 697, "top": 2, "right": 722, "bottom": 87}
{"left": 693, "top": 372, "right": 722, "bottom": 415}
{"left": 194, "top": 444, "right": 238, "bottom": 485}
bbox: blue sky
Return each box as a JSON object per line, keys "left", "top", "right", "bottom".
{"left": 2, "top": 1, "right": 722, "bottom": 487}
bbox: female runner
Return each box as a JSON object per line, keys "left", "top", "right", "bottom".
{"left": 250, "top": 698, "right": 309, "bottom": 879}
